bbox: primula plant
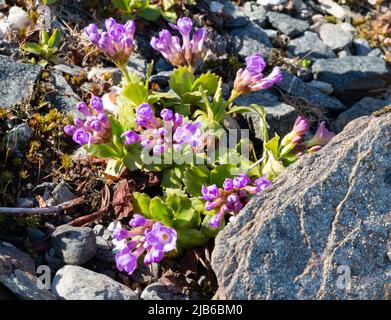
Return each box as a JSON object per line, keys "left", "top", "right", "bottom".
{"left": 65, "top": 17, "right": 335, "bottom": 275}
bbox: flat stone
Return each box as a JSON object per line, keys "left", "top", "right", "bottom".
{"left": 212, "top": 112, "right": 391, "bottom": 299}
{"left": 245, "top": 4, "right": 267, "bottom": 27}
{"left": 230, "top": 23, "right": 271, "bottom": 58}
{"left": 44, "top": 72, "right": 80, "bottom": 116}
{"left": 319, "top": 23, "right": 353, "bottom": 51}
{"left": 127, "top": 52, "right": 147, "bottom": 78}
{"left": 49, "top": 181, "right": 76, "bottom": 205}
{"left": 0, "top": 55, "right": 41, "bottom": 108}
{"left": 353, "top": 38, "right": 372, "bottom": 56}
{"left": 312, "top": 56, "right": 391, "bottom": 95}
{"left": 276, "top": 70, "right": 346, "bottom": 110}
{"left": 266, "top": 11, "right": 309, "bottom": 37}
{"left": 0, "top": 241, "right": 35, "bottom": 276}
{"left": 333, "top": 97, "right": 391, "bottom": 132}
{"left": 0, "top": 270, "right": 56, "bottom": 300}
{"left": 288, "top": 31, "right": 336, "bottom": 60}
{"left": 52, "top": 265, "right": 138, "bottom": 300}
{"left": 235, "top": 90, "right": 297, "bottom": 139}
{"left": 308, "top": 80, "right": 334, "bottom": 94}
{"left": 51, "top": 225, "right": 96, "bottom": 265}
{"left": 317, "top": 0, "right": 348, "bottom": 20}
{"left": 141, "top": 283, "right": 188, "bottom": 300}
{"left": 53, "top": 64, "right": 87, "bottom": 77}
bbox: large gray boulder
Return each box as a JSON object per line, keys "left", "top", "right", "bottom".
{"left": 312, "top": 56, "right": 391, "bottom": 96}
{"left": 52, "top": 265, "right": 138, "bottom": 300}
{"left": 0, "top": 55, "right": 42, "bottom": 109}
{"left": 212, "top": 112, "right": 391, "bottom": 299}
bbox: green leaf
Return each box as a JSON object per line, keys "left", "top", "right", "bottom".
{"left": 182, "top": 165, "right": 210, "bottom": 196}
{"left": 161, "top": 9, "right": 177, "bottom": 22}
{"left": 47, "top": 29, "right": 61, "bottom": 48}
{"left": 210, "top": 164, "right": 236, "bottom": 187}
{"left": 169, "top": 66, "right": 195, "bottom": 97}
{"left": 264, "top": 133, "right": 280, "bottom": 159}
{"left": 22, "top": 42, "right": 43, "bottom": 56}
{"left": 161, "top": 168, "right": 183, "bottom": 189}
{"left": 177, "top": 229, "right": 207, "bottom": 250}
{"left": 122, "top": 146, "right": 143, "bottom": 171}
{"left": 149, "top": 197, "right": 174, "bottom": 226}
{"left": 166, "top": 193, "right": 201, "bottom": 229}
{"left": 122, "top": 82, "right": 148, "bottom": 108}
{"left": 86, "top": 144, "right": 120, "bottom": 159}
{"left": 112, "top": 0, "right": 130, "bottom": 11}
{"left": 139, "top": 6, "right": 162, "bottom": 21}
{"left": 132, "top": 192, "right": 153, "bottom": 219}
{"left": 192, "top": 72, "right": 219, "bottom": 96}
{"left": 162, "top": 0, "right": 176, "bottom": 10}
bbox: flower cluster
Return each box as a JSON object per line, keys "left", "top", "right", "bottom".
{"left": 110, "top": 215, "right": 177, "bottom": 275}
{"left": 122, "top": 103, "right": 203, "bottom": 155}
{"left": 85, "top": 18, "right": 136, "bottom": 66}
{"left": 150, "top": 17, "right": 207, "bottom": 68}
{"left": 201, "top": 174, "right": 272, "bottom": 228}
{"left": 64, "top": 96, "right": 111, "bottom": 146}
{"left": 280, "top": 116, "right": 335, "bottom": 159}
{"left": 231, "top": 53, "right": 283, "bottom": 99}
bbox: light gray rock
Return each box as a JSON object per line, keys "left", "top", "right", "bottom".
{"left": 0, "top": 55, "right": 41, "bottom": 108}
{"left": 353, "top": 38, "right": 372, "bottom": 56}
{"left": 52, "top": 265, "right": 138, "bottom": 300}
{"left": 127, "top": 52, "right": 147, "bottom": 78}
{"left": 49, "top": 181, "right": 76, "bottom": 205}
{"left": 51, "top": 225, "right": 96, "bottom": 265}
{"left": 53, "top": 64, "right": 86, "bottom": 77}
{"left": 276, "top": 70, "right": 346, "bottom": 110}
{"left": 235, "top": 90, "right": 297, "bottom": 139}
{"left": 2, "top": 123, "right": 31, "bottom": 156}
{"left": 288, "top": 31, "right": 336, "bottom": 60}
{"left": 212, "top": 113, "right": 391, "bottom": 299}
{"left": 368, "top": 48, "right": 383, "bottom": 58}
{"left": 266, "top": 11, "right": 309, "bottom": 37}
{"left": 93, "top": 224, "right": 112, "bottom": 241}
{"left": 230, "top": 23, "right": 271, "bottom": 58}
{"left": 44, "top": 72, "right": 81, "bottom": 116}
{"left": 312, "top": 56, "right": 391, "bottom": 95}
{"left": 308, "top": 80, "right": 333, "bottom": 94}
{"left": 141, "top": 283, "right": 188, "bottom": 300}
{"left": 245, "top": 4, "right": 267, "bottom": 27}
{"left": 319, "top": 23, "right": 353, "bottom": 51}
{"left": 0, "top": 241, "right": 56, "bottom": 300}
{"left": 333, "top": 97, "right": 391, "bottom": 132}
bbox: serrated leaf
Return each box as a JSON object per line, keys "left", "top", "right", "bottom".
{"left": 86, "top": 144, "right": 120, "bottom": 159}
{"left": 192, "top": 72, "right": 219, "bottom": 96}
{"left": 132, "top": 192, "right": 153, "bottom": 219}
{"left": 122, "top": 82, "right": 148, "bottom": 108}
{"left": 169, "top": 66, "right": 195, "bottom": 97}
{"left": 150, "top": 197, "right": 174, "bottom": 226}
{"left": 210, "top": 164, "right": 236, "bottom": 187}
{"left": 162, "top": 168, "right": 183, "bottom": 189}
{"left": 167, "top": 193, "right": 200, "bottom": 229}
{"left": 177, "top": 229, "right": 207, "bottom": 249}
{"left": 183, "top": 165, "right": 210, "bottom": 196}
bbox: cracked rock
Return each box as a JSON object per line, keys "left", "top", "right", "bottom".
{"left": 212, "top": 112, "right": 391, "bottom": 299}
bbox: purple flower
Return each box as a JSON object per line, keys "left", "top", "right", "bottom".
{"left": 72, "top": 128, "right": 90, "bottom": 146}
{"left": 129, "top": 214, "right": 148, "bottom": 227}
{"left": 112, "top": 227, "right": 132, "bottom": 241}
{"left": 293, "top": 116, "right": 310, "bottom": 136}
{"left": 160, "top": 109, "right": 174, "bottom": 121}
{"left": 169, "top": 17, "right": 193, "bottom": 37}
{"left": 144, "top": 222, "right": 177, "bottom": 252}
{"left": 90, "top": 96, "right": 104, "bottom": 112}
{"left": 223, "top": 178, "right": 234, "bottom": 191}
{"left": 209, "top": 210, "right": 225, "bottom": 228}
{"left": 201, "top": 184, "right": 219, "bottom": 201}
{"left": 306, "top": 122, "right": 335, "bottom": 147}
{"left": 245, "top": 53, "right": 266, "bottom": 75}
{"left": 232, "top": 53, "right": 282, "bottom": 98}
{"left": 64, "top": 124, "right": 76, "bottom": 136}
{"left": 233, "top": 174, "right": 251, "bottom": 189}
{"left": 85, "top": 18, "right": 135, "bottom": 65}
{"left": 115, "top": 247, "right": 137, "bottom": 275}
{"left": 137, "top": 103, "right": 154, "bottom": 120}
{"left": 254, "top": 175, "right": 272, "bottom": 193}
{"left": 151, "top": 17, "right": 207, "bottom": 68}
{"left": 122, "top": 130, "right": 140, "bottom": 145}
{"left": 76, "top": 101, "right": 91, "bottom": 116}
